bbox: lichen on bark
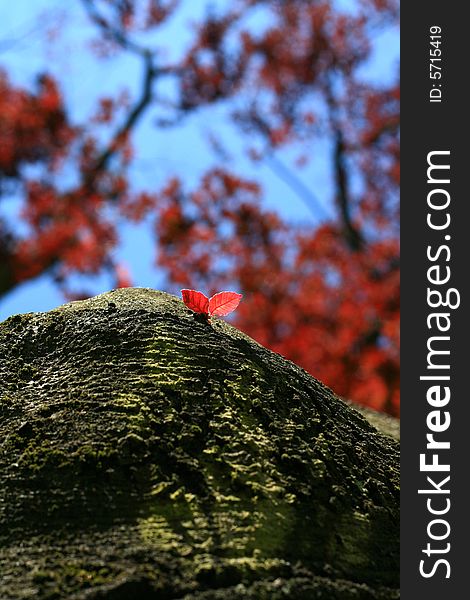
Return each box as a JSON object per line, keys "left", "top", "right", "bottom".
{"left": 0, "top": 288, "right": 399, "bottom": 599}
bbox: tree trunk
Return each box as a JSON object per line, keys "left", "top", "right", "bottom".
{"left": 0, "top": 288, "right": 399, "bottom": 599}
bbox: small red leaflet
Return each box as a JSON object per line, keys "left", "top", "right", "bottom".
{"left": 181, "top": 289, "right": 242, "bottom": 317}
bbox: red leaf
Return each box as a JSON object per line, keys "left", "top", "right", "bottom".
{"left": 181, "top": 289, "right": 209, "bottom": 314}
{"left": 209, "top": 291, "right": 243, "bottom": 316}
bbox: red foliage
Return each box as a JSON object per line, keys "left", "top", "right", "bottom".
{"left": 181, "top": 289, "right": 209, "bottom": 315}
{"left": 0, "top": 0, "right": 399, "bottom": 414}
{"left": 208, "top": 291, "right": 243, "bottom": 317}
{"left": 182, "top": 289, "right": 243, "bottom": 317}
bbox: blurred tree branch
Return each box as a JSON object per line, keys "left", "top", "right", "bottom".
{"left": 325, "top": 78, "right": 364, "bottom": 252}
{"left": 84, "top": 50, "right": 157, "bottom": 190}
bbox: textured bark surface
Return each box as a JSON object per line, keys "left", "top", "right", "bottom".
{"left": 0, "top": 288, "right": 399, "bottom": 599}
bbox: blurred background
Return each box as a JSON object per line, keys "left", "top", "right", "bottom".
{"left": 0, "top": 0, "right": 399, "bottom": 414}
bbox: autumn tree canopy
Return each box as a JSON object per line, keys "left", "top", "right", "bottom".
{"left": 0, "top": 0, "right": 400, "bottom": 414}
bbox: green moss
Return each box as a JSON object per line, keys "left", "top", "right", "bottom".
{"left": 0, "top": 288, "right": 399, "bottom": 599}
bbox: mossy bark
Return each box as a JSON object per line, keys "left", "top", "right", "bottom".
{"left": 0, "top": 288, "right": 399, "bottom": 599}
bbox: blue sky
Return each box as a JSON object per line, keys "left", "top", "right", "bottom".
{"left": 0, "top": 1, "right": 399, "bottom": 321}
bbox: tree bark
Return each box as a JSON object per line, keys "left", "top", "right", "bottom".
{"left": 0, "top": 288, "right": 399, "bottom": 599}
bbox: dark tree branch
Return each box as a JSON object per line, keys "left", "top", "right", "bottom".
{"left": 81, "top": 0, "right": 152, "bottom": 56}
{"left": 79, "top": 1, "right": 184, "bottom": 193}
{"left": 0, "top": 254, "right": 14, "bottom": 300}
{"left": 0, "top": 221, "right": 20, "bottom": 300}
{"left": 332, "top": 126, "right": 363, "bottom": 251}
{"left": 84, "top": 50, "right": 157, "bottom": 190}
{"left": 325, "top": 77, "right": 364, "bottom": 252}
